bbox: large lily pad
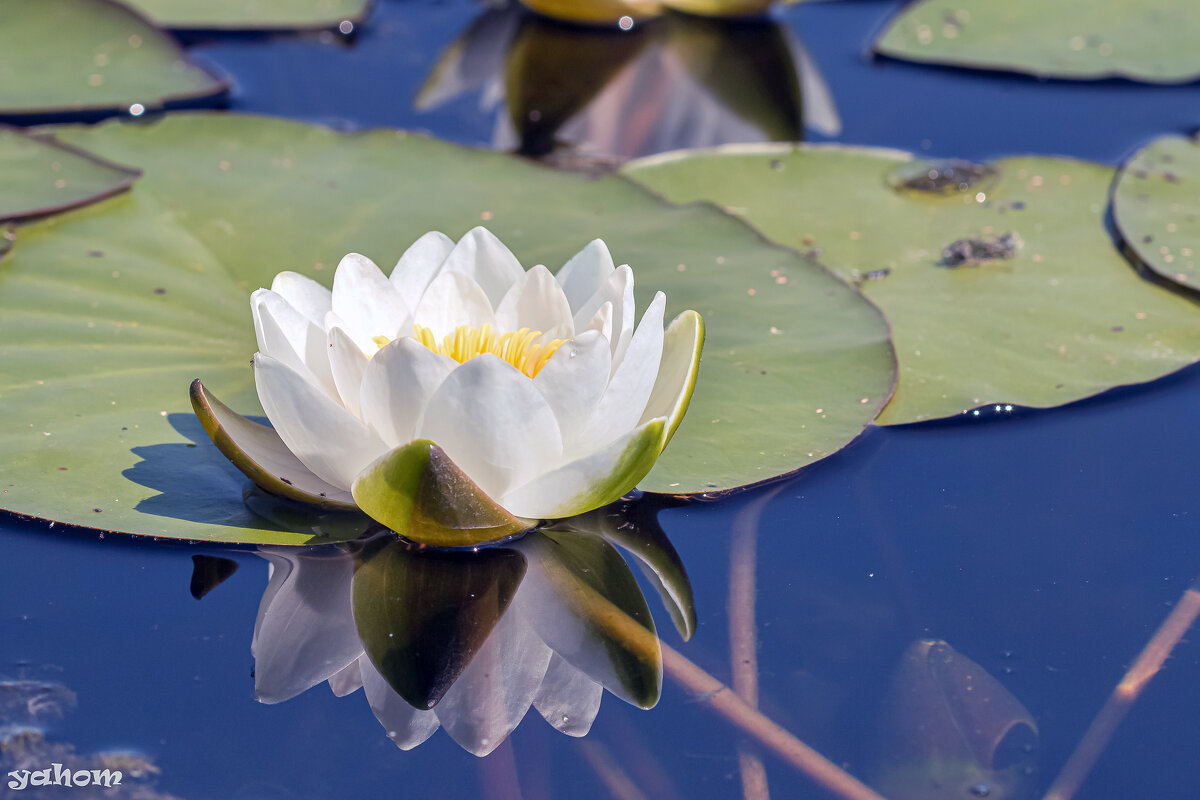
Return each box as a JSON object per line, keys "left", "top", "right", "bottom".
{"left": 0, "top": 0, "right": 228, "bottom": 117}
{"left": 0, "top": 114, "right": 894, "bottom": 543}
{"left": 119, "top": 0, "right": 373, "bottom": 31}
{"left": 1113, "top": 134, "right": 1200, "bottom": 289}
{"left": 0, "top": 127, "right": 140, "bottom": 222}
{"left": 625, "top": 144, "right": 1200, "bottom": 424}
{"left": 874, "top": 0, "right": 1200, "bottom": 83}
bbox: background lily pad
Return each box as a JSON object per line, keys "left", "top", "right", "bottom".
{"left": 1112, "top": 134, "right": 1200, "bottom": 289}
{"left": 624, "top": 144, "right": 1200, "bottom": 424}
{"left": 0, "top": 0, "right": 228, "bottom": 117}
{"left": 0, "top": 113, "right": 894, "bottom": 543}
{"left": 0, "top": 127, "right": 140, "bottom": 221}
{"left": 874, "top": 0, "right": 1200, "bottom": 83}
{"left": 119, "top": 0, "right": 373, "bottom": 31}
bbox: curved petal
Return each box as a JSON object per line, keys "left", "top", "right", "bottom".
{"left": 501, "top": 418, "right": 665, "bottom": 520}
{"left": 360, "top": 654, "right": 441, "bottom": 751}
{"left": 390, "top": 230, "right": 455, "bottom": 309}
{"left": 328, "top": 326, "right": 369, "bottom": 419}
{"left": 638, "top": 309, "right": 704, "bottom": 447}
{"left": 252, "top": 550, "right": 363, "bottom": 704}
{"left": 255, "top": 353, "right": 389, "bottom": 490}
{"left": 412, "top": 269, "right": 496, "bottom": 340}
{"left": 270, "top": 271, "right": 332, "bottom": 328}
{"left": 494, "top": 264, "right": 575, "bottom": 341}
{"left": 252, "top": 289, "right": 338, "bottom": 401}
{"left": 577, "top": 292, "right": 666, "bottom": 453}
{"left": 532, "top": 330, "right": 612, "bottom": 453}
{"left": 327, "top": 660, "right": 363, "bottom": 697}
{"left": 434, "top": 595, "right": 553, "bottom": 757}
{"left": 190, "top": 379, "right": 355, "bottom": 507}
{"left": 533, "top": 654, "right": 604, "bottom": 737}
{"left": 359, "top": 337, "right": 453, "bottom": 448}
{"left": 571, "top": 265, "right": 635, "bottom": 367}
{"left": 582, "top": 300, "right": 613, "bottom": 343}
{"left": 435, "top": 226, "right": 525, "bottom": 306}
{"left": 417, "top": 354, "right": 563, "bottom": 500}
{"left": 555, "top": 239, "right": 616, "bottom": 314}
{"left": 333, "top": 253, "right": 412, "bottom": 347}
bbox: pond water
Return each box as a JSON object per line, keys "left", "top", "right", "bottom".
{"left": 5, "top": 1, "right": 1200, "bottom": 798}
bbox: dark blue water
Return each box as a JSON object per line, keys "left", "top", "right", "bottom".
{"left": 5, "top": 1, "right": 1200, "bottom": 798}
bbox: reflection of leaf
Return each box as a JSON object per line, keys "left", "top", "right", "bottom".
{"left": 0, "top": 0, "right": 228, "bottom": 117}
{"left": 0, "top": 113, "right": 893, "bottom": 544}
{"left": 0, "top": 128, "right": 140, "bottom": 222}
{"left": 558, "top": 499, "right": 696, "bottom": 640}
{"left": 189, "top": 554, "right": 239, "bottom": 599}
{"left": 664, "top": 14, "right": 801, "bottom": 142}
{"left": 875, "top": 0, "right": 1200, "bottom": 83}
{"left": 505, "top": 15, "right": 651, "bottom": 156}
{"left": 352, "top": 538, "right": 528, "bottom": 710}
{"left": 625, "top": 144, "right": 1200, "bottom": 424}
{"left": 518, "top": 530, "right": 662, "bottom": 708}
{"left": 869, "top": 640, "right": 1038, "bottom": 800}
{"left": 1113, "top": 134, "right": 1200, "bottom": 290}
{"left": 117, "top": 0, "right": 373, "bottom": 31}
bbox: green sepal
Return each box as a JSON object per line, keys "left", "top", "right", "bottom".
{"left": 351, "top": 439, "right": 532, "bottom": 547}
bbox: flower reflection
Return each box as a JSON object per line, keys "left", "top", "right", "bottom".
{"left": 250, "top": 501, "right": 694, "bottom": 756}
{"left": 417, "top": 4, "right": 840, "bottom": 163}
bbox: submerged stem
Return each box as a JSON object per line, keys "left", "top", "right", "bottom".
{"left": 1043, "top": 577, "right": 1200, "bottom": 800}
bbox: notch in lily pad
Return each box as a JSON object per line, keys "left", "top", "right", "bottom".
{"left": 352, "top": 440, "right": 533, "bottom": 548}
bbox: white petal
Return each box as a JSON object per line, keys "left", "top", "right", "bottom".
{"left": 252, "top": 289, "right": 339, "bottom": 401}
{"left": 332, "top": 253, "right": 412, "bottom": 348}
{"left": 328, "top": 326, "right": 369, "bottom": 419}
{"left": 390, "top": 231, "right": 455, "bottom": 310}
{"left": 328, "top": 660, "right": 363, "bottom": 697}
{"left": 555, "top": 239, "right": 615, "bottom": 314}
{"left": 251, "top": 550, "right": 363, "bottom": 704}
{"left": 434, "top": 597, "right": 552, "bottom": 757}
{"left": 412, "top": 270, "right": 496, "bottom": 340}
{"left": 500, "top": 417, "right": 665, "bottom": 520}
{"left": 533, "top": 654, "right": 604, "bottom": 737}
{"left": 270, "top": 271, "right": 332, "bottom": 327}
{"left": 494, "top": 264, "right": 574, "bottom": 340}
{"left": 358, "top": 337, "right": 453, "bottom": 448}
{"left": 577, "top": 292, "right": 666, "bottom": 453}
{"left": 533, "top": 330, "right": 611, "bottom": 454}
{"left": 436, "top": 226, "right": 525, "bottom": 306}
{"left": 582, "top": 300, "right": 613, "bottom": 343}
{"left": 417, "top": 354, "right": 563, "bottom": 500}
{"left": 571, "top": 265, "right": 635, "bottom": 367}
{"left": 255, "top": 353, "right": 389, "bottom": 490}
{"left": 360, "top": 654, "right": 441, "bottom": 750}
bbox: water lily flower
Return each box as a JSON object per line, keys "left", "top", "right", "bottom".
{"left": 192, "top": 227, "right": 703, "bottom": 545}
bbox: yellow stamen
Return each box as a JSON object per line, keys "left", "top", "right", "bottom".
{"left": 371, "top": 335, "right": 392, "bottom": 350}
{"left": 411, "top": 323, "right": 566, "bottom": 378}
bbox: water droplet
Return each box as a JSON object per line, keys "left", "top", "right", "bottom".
{"left": 969, "top": 785, "right": 991, "bottom": 797}
{"left": 618, "top": 15, "right": 634, "bottom": 30}
{"left": 129, "top": 103, "right": 145, "bottom": 116}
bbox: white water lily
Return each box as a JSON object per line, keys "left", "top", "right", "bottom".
{"left": 194, "top": 227, "right": 702, "bottom": 544}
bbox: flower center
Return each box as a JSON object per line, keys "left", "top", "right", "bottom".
{"left": 396, "top": 324, "right": 567, "bottom": 378}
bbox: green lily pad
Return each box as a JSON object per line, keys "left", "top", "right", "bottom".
{"left": 874, "top": 0, "right": 1200, "bottom": 83}
{"left": 0, "top": 127, "right": 141, "bottom": 221}
{"left": 1113, "top": 134, "right": 1200, "bottom": 289}
{"left": 0, "top": 0, "right": 228, "bottom": 117}
{"left": 0, "top": 114, "right": 893, "bottom": 543}
{"left": 119, "top": 0, "right": 373, "bottom": 31}
{"left": 624, "top": 144, "right": 1200, "bottom": 424}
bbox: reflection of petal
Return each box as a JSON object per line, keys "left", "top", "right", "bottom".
{"left": 415, "top": 6, "right": 519, "bottom": 112}
{"left": 434, "top": 588, "right": 554, "bottom": 756}
{"left": 789, "top": 29, "right": 841, "bottom": 137}
{"left": 360, "top": 654, "right": 441, "bottom": 750}
{"left": 534, "top": 653, "right": 604, "bottom": 737}
{"left": 253, "top": 550, "right": 363, "bottom": 704}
